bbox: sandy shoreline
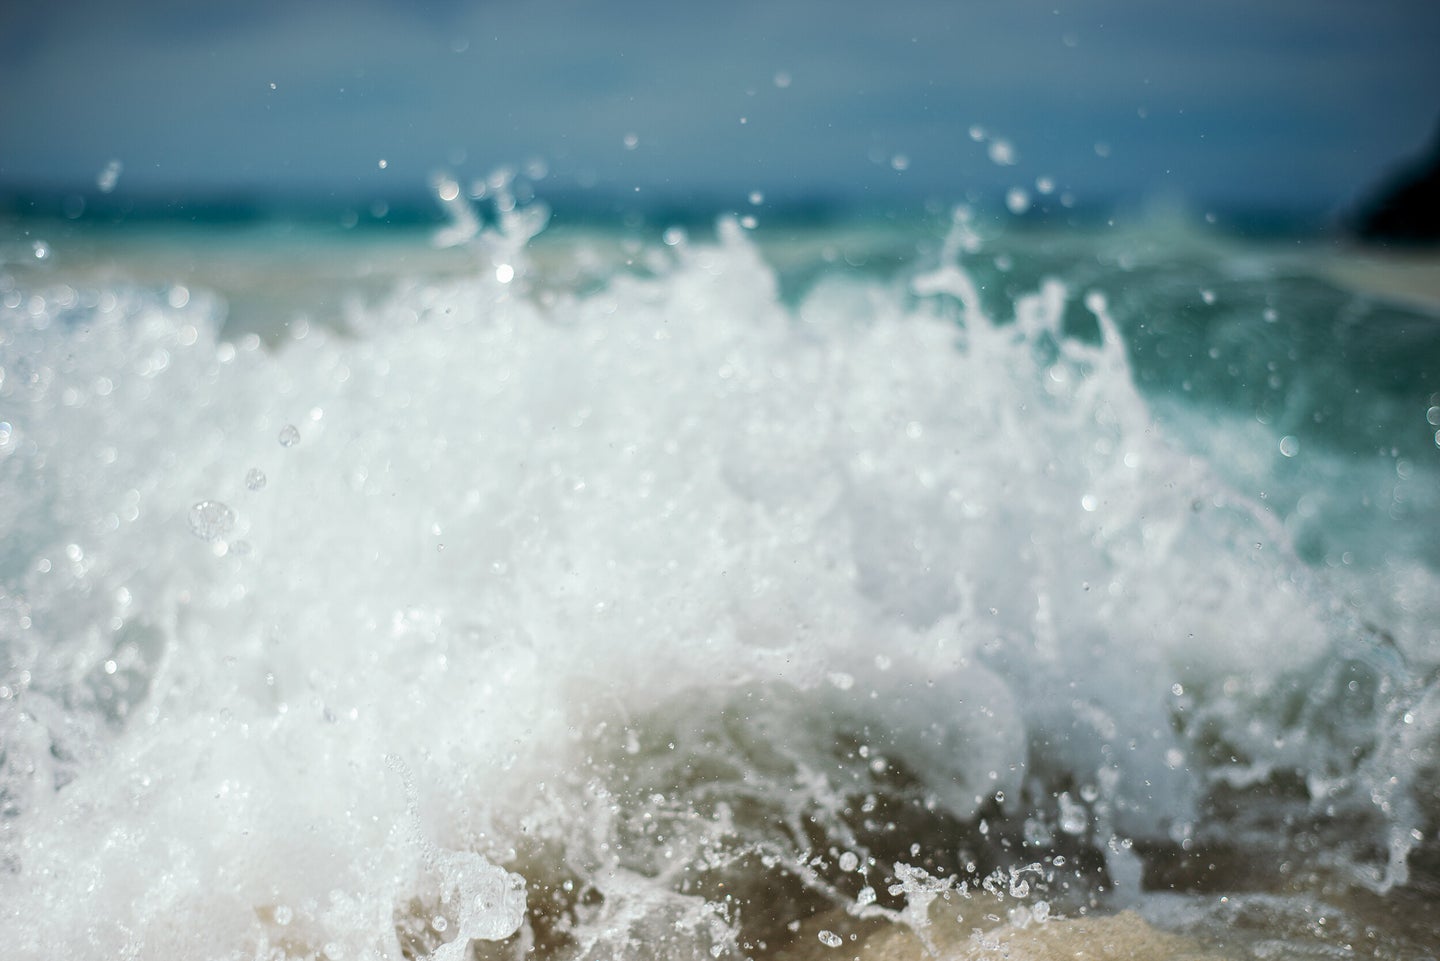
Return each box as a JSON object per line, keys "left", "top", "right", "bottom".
{"left": 1319, "top": 245, "right": 1440, "bottom": 313}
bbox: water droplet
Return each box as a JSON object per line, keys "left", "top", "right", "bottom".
{"left": 278, "top": 425, "right": 301, "bottom": 447}
{"left": 1057, "top": 791, "right": 1088, "bottom": 835}
{"left": 838, "top": 851, "right": 859, "bottom": 872}
{"left": 1006, "top": 187, "right": 1031, "bottom": 215}
{"left": 97, "top": 159, "right": 123, "bottom": 193}
{"left": 623, "top": 133, "right": 639, "bottom": 150}
{"left": 1023, "top": 817, "right": 1053, "bottom": 846}
{"left": 495, "top": 263, "right": 515, "bottom": 284}
{"left": 245, "top": 468, "right": 267, "bottom": 491}
{"left": 432, "top": 916, "right": 448, "bottom": 932}
{"left": 773, "top": 71, "right": 791, "bottom": 88}
{"left": 818, "top": 930, "right": 843, "bottom": 948}
{"left": 274, "top": 905, "right": 293, "bottom": 926}
{"left": 1426, "top": 406, "right": 1440, "bottom": 426}
{"left": 1278, "top": 435, "right": 1299, "bottom": 457}
{"left": 749, "top": 191, "right": 764, "bottom": 205}
{"left": 188, "top": 501, "right": 235, "bottom": 542}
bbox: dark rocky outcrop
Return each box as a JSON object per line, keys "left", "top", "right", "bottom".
{"left": 1351, "top": 120, "right": 1440, "bottom": 245}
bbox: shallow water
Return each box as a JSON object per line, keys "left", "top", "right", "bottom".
{"left": 1, "top": 191, "right": 1438, "bottom": 960}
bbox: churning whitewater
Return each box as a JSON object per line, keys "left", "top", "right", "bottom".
{"left": 1, "top": 187, "right": 1438, "bottom": 960}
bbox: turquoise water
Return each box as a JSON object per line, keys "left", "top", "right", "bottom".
{"left": 1, "top": 186, "right": 1439, "bottom": 959}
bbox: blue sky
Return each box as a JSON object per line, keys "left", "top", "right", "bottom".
{"left": 2, "top": 0, "right": 1438, "bottom": 213}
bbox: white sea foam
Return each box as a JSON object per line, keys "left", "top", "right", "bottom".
{"left": 0, "top": 190, "right": 1435, "bottom": 959}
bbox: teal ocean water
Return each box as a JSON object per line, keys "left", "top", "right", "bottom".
{"left": 2, "top": 181, "right": 1439, "bottom": 959}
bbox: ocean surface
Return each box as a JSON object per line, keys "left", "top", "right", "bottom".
{"left": 2, "top": 179, "right": 1439, "bottom": 960}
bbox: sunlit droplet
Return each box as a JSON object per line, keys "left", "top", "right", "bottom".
{"left": 278, "top": 425, "right": 301, "bottom": 447}
{"left": 245, "top": 468, "right": 267, "bottom": 491}
{"left": 818, "top": 931, "right": 842, "bottom": 948}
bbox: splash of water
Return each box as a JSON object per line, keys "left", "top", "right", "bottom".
{"left": 0, "top": 177, "right": 1435, "bottom": 959}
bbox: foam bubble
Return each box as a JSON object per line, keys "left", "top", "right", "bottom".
{"left": 187, "top": 500, "right": 235, "bottom": 541}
